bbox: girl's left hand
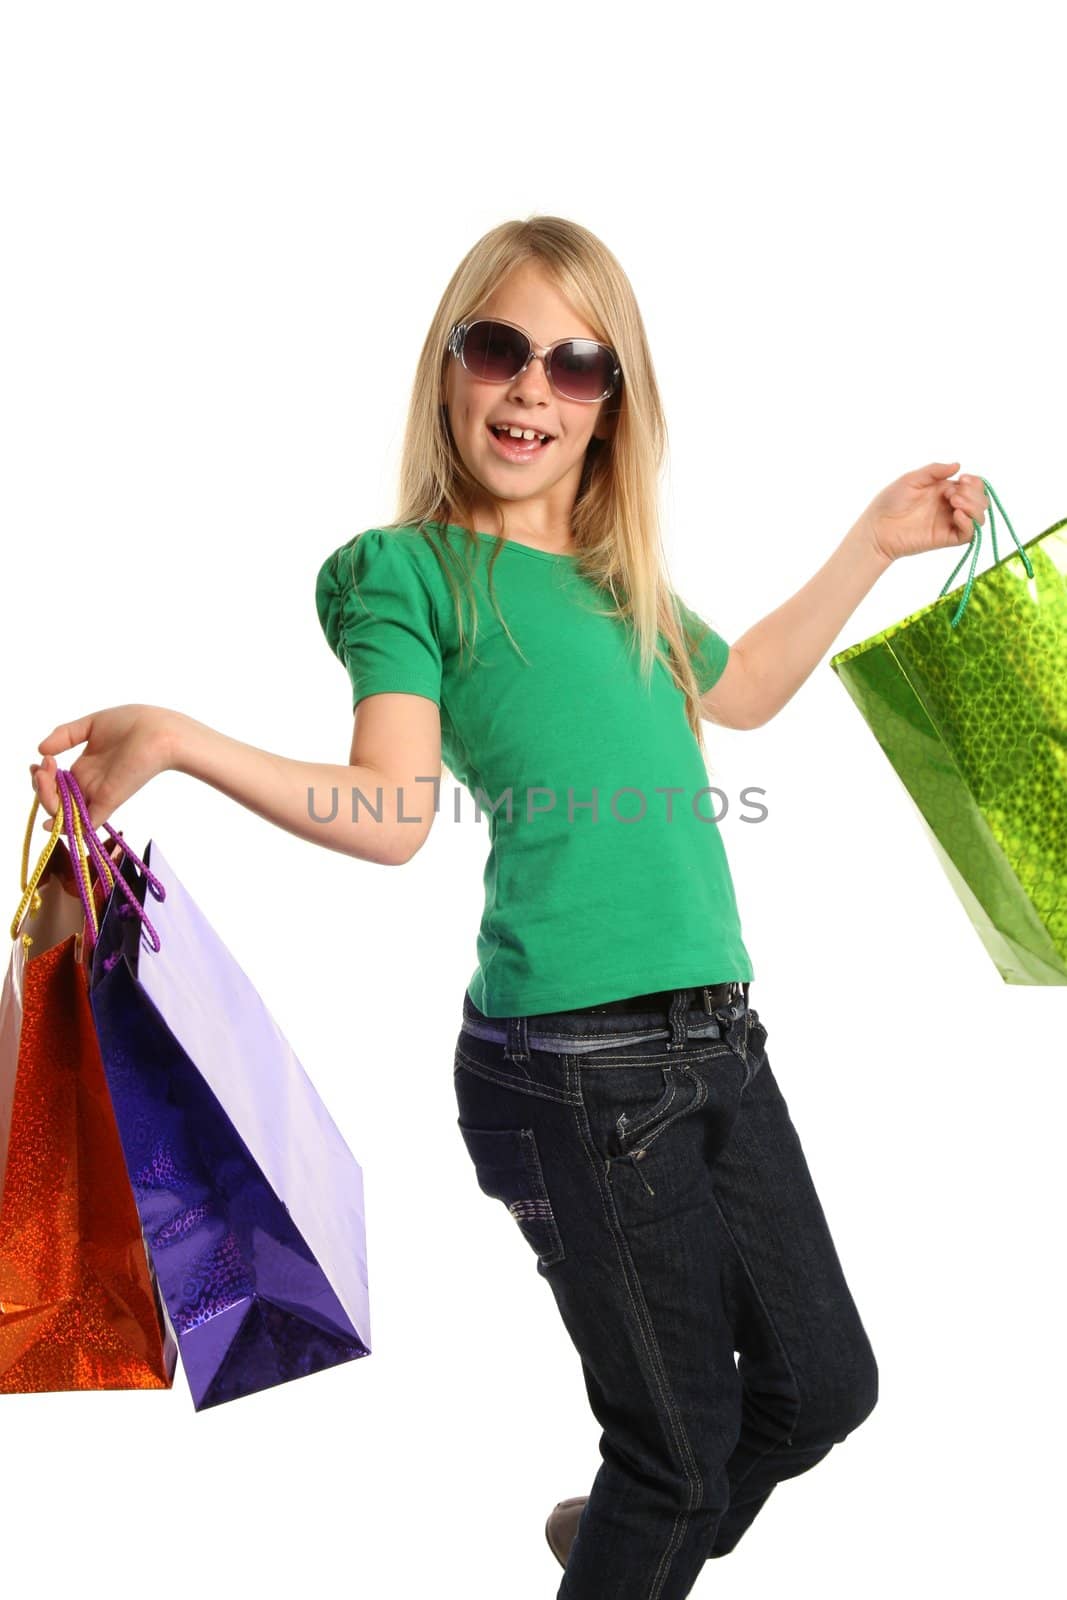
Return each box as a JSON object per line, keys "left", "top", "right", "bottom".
{"left": 862, "top": 461, "right": 989, "bottom": 564}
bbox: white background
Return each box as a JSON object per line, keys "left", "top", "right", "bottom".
{"left": 2, "top": 4, "right": 1064, "bottom": 1596}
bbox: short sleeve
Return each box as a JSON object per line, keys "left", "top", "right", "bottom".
{"left": 673, "top": 594, "right": 731, "bottom": 694}
{"left": 315, "top": 529, "right": 443, "bottom": 711}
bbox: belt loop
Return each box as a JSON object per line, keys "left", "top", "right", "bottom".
{"left": 504, "top": 1014, "right": 530, "bottom": 1063}
{"left": 742, "top": 981, "right": 750, "bottom": 1011}
{"left": 701, "top": 984, "right": 714, "bottom": 1015}
{"left": 666, "top": 988, "right": 690, "bottom": 1051}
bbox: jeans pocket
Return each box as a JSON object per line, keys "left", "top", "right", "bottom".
{"left": 615, "top": 1065, "right": 695, "bottom": 1153}
{"left": 581, "top": 1043, "right": 745, "bottom": 1183}
{"left": 456, "top": 1123, "right": 566, "bottom": 1268}
{"left": 583, "top": 1056, "right": 713, "bottom": 1164}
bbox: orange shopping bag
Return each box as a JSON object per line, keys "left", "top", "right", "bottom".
{"left": 0, "top": 785, "right": 177, "bottom": 1393}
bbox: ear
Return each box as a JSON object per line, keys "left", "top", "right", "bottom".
{"left": 592, "top": 403, "right": 619, "bottom": 444}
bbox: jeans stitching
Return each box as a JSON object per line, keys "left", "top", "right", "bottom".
{"left": 618, "top": 1062, "right": 713, "bottom": 1159}
{"left": 453, "top": 1048, "right": 578, "bottom": 1106}
{"left": 454, "top": 1120, "right": 567, "bottom": 1269}
{"left": 467, "top": 1024, "right": 533, "bottom": 1079}
{"left": 644, "top": 1063, "right": 709, "bottom": 1155}
{"left": 567, "top": 1054, "right": 704, "bottom": 1598}
{"left": 458, "top": 1019, "right": 728, "bottom": 1053}
{"left": 619, "top": 1071, "right": 679, "bottom": 1146}
{"left": 585, "top": 1041, "right": 733, "bottom": 1070}
{"left": 709, "top": 1184, "right": 802, "bottom": 1478}
{"left": 517, "top": 1129, "right": 566, "bottom": 1266}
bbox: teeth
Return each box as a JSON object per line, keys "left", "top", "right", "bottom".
{"left": 492, "top": 424, "right": 549, "bottom": 443}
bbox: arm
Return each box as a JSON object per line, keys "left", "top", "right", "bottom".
{"left": 33, "top": 694, "right": 441, "bottom": 868}
{"left": 171, "top": 693, "right": 442, "bottom": 866}
{"left": 700, "top": 517, "right": 890, "bottom": 730}
{"left": 699, "top": 464, "right": 990, "bottom": 731}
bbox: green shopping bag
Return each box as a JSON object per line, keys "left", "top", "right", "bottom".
{"left": 830, "top": 481, "right": 1067, "bottom": 985}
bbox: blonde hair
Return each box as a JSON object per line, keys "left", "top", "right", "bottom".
{"left": 380, "top": 213, "right": 722, "bottom": 762}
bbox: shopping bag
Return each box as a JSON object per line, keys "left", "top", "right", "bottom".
{"left": 52, "top": 771, "right": 372, "bottom": 1410}
{"left": 830, "top": 479, "right": 1067, "bottom": 985}
{"left": 1, "top": 788, "right": 177, "bottom": 1392}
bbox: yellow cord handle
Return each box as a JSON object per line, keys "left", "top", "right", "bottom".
{"left": 10, "top": 787, "right": 117, "bottom": 945}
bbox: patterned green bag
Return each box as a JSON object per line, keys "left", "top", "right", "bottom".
{"left": 830, "top": 481, "right": 1067, "bottom": 985}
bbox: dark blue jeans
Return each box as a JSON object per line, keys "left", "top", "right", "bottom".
{"left": 452, "top": 983, "right": 879, "bottom": 1599}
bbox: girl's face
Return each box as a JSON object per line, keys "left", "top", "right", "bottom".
{"left": 442, "top": 262, "right": 616, "bottom": 533}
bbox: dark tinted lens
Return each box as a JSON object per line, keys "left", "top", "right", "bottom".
{"left": 461, "top": 320, "right": 529, "bottom": 382}
{"left": 549, "top": 340, "right": 616, "bottom": 402}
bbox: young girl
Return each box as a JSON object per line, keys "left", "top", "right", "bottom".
{"left": 31, "top": 215, "right": 988, "bottom": 1600}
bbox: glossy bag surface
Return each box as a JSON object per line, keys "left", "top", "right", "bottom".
{"left": 0, "top": 842, "right": 177, "bottom": 1392}
{"left": 88, "top": 838, "right": 371, "bottom": 1410}
{"left": 831, "top": 515, "right": 1067, "bottom": 985}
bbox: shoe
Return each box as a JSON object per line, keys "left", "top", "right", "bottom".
{"left": 545, "top": 1495, "right": 588, "bottom": 1569}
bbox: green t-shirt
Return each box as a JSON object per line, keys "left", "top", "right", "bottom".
{"left": 315, "top": 522, "right": 754, "bottom": 1016}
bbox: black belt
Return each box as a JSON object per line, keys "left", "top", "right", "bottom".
{"left": 554, "top": 981, "right": 743, "bottom": 1017}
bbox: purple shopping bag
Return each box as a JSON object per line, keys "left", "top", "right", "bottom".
{"left": 57, "top": 773, "right": 371, "bottom": 1410}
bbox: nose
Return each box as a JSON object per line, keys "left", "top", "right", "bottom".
{"left": 505, "top": 351, "right": 552, "bottom": 405}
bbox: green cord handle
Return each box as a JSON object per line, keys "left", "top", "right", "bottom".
{"left": 939, "top": 477, "right": 1034, "bottom": 629}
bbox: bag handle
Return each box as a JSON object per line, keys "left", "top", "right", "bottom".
{"left": 938, "top": 477, "right": 1035, "bottom": 629}
{"left": 60, "top": 774, "right": 105, "bottom": 939}
{"left": 56, "top": 771, "right": 166, "bottom": 958}
{"left": 10, "top": 769, "right": 165, "bottom": 957}
{"left": 9, "top": 782, "right": 102, "bottom": 946}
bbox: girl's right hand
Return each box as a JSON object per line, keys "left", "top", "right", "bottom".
{"left": 30, "top": 704, "right": 179, "bottom": 834}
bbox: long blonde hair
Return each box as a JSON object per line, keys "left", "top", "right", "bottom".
{"left": 381, "top": 214, "right": 722, "bottom": 760}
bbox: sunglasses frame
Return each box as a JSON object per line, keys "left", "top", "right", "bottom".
{"left": 447, "top": 316, "right": 622, "bottom": 405}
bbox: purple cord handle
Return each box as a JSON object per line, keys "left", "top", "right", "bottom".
{"left": 54, "top": 768, "right": 166, "bottom": 959}
{"left": 52, "top": 770, "right": 109, "bottom": 941}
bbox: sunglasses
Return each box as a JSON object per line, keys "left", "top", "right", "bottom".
{"left": 447, "top": 316, "right": 621, "bottom": 405}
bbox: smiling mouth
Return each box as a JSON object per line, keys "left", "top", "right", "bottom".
{"left": 487, "top": 423, "right": 553, "bottom": 458}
